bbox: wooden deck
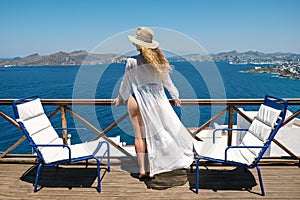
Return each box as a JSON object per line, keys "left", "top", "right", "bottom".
{"left": 0, "top": 158, "right": 299, "bottom": 199}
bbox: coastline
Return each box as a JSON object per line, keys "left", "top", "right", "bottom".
{"left": 244, "top": 63, "right": 300, "bottom": 80}
{"left": 1, "top": 49, "right": 300, "bottom": 80}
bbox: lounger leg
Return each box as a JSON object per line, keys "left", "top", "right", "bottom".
{"left": 96, "top": 159, "right": 101, "bottom": 192}
{"left": 256, "top": 166, "right": 265, "bottom": 196}
{"left": 107, "top": 142, "right": 110, "bottom": 172}
{"left": 34, "top": 163, "right": 43, "bottom": 192}
{"left": 195, "top": 158, "right": 200, "bottom": 194}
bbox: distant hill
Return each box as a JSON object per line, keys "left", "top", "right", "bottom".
{"left": 170, "top": 50, "right": 300, "bottom": 64}
{"left": 1, "top": 50, "right": 300, "bottom": 67}
{"left": 0, "top": 50, "right": 127, "bottom": 66}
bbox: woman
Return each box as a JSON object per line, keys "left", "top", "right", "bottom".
{"left": 114, "top": 27, "right": 194, "bottom": 179}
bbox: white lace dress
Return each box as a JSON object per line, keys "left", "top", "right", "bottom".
{"left": 118, "top": 56, "right": 194, "bottom": 176}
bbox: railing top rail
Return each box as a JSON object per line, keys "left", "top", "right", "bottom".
{"left": 1, "top": 98, "right": 300, "bottom": 106}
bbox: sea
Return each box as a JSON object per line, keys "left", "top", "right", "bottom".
{"left": 1, "top": 61, "right": 299, "bottom": 153}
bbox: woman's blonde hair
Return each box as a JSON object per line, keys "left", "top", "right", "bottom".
{"left": 140, "top": 47, "right": 171, "bottom": 78}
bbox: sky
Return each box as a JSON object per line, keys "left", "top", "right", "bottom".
{"left": 0, "top": 0, "right": 300, "bottom": 58}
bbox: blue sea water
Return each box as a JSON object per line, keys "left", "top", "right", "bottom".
{"left": 0, "top": 62, "right": 299, "bottom": 153}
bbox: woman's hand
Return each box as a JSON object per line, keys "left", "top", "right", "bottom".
{"left": 114, "top": 95, "right": 123, "bottom": 106}
{"left": 174, "top": 99, "right": 181, "bottom": 106}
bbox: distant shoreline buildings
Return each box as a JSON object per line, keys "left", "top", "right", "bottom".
{"left": 244, "top": 63, "right": 300, "bottom": 80}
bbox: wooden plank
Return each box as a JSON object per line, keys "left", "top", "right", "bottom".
{"left": 192, "top": 107, "right": 228, "bottom": 136}
{"left": 60, "top": 105, "right": 68, "bottom": 144}
{"left": 0, "top": 136, "right": 26, "bottom": 158}
{"left": 0, "top": 162, "right": 299, "bottom": 199}
{"left": 227, "top": 105, "right": 234, "bottom": 146}
{"left": 92, "top": 112, "right": 129, "bottom": 141}
{"left": 1, "top": 98, "right": 300, "bottom": 106}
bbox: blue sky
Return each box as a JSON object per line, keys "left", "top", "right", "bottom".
{"left": 0, "top": 0, "right": 299, "bottom": 57}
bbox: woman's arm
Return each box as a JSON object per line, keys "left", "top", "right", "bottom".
{"left": 162, "top": 73, "right": 181, "bottom": 106}
{"left": 114, "top": 58, "right": 135, "bottom": 105}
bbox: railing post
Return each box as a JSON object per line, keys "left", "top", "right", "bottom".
{"left": 227, "top": 104, "right": 234, "bottom": 146}
{"left": 60, "top": 105, "right": 68, "bottom": 145}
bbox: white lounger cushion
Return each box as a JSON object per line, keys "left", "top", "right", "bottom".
{"left": 248, "top": 118, "right": 272, "bottom": 143}
{"left": 256, "top": 104, "right": 281, "bottom": 127}
{"left": 16, "top": 98, "right": 105, "bottom": 164}
{"left": 16, "top": 98, "right": 44, "bottom": 121}
{"left": 195, "top": 104, "right": 282, "bottom": 165}
{"left": 42, "top": 139, "right": 104, "bottom": 163}
{"left": 22, "top": 114, "right": 58, "bottom": 144}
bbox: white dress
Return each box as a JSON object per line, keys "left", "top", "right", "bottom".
{"left": 119, "top": 55, "right": 194, "bottom": 176}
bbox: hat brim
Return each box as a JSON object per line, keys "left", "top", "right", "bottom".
{"left": 128, "top": 35, "right": 159, "bottom": 49}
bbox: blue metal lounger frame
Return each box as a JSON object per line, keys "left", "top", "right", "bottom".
{"left": 193, "top": 95, "right": 288, "bottom": 196}
{"left": 12, "top": 95, "right": 110, "bottom": 192}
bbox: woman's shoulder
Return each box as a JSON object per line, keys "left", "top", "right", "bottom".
{"left": 127, "top": 54, "right": 144, "bottom": 67}
{"left": 127, "top": 57, "right": 137, "bottom": 63}
{"left": 127, "top": 57, "right": 137, "bottom": 62}
{"left": 126, "top": 57, "right": 137, "bottom": 70}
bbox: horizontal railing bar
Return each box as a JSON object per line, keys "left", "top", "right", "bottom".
{"left": 1, "top": 98, "right": 300, "bottom": 106}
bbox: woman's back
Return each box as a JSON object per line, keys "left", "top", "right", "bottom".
{"left": 130, "top": 55, "right": 163, "bottom": 87}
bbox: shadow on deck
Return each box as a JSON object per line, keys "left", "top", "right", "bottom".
{"left": 0, "top": 158, "right": 299, "bottom": 199}
{"left": 20, "top": 165, "right": 109, "bottom": 192}
{"left": 20, "top": 163, "right": 257, "bottom": 194}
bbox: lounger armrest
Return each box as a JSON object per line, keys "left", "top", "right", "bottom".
{"left": 213, "top": 128, "right": 249, "bottom": 143}
{"left": 224, "top": 145, "right": 267, "bottom": 161}
{"left": 31, "top": 143, "right": 72, "bottom": 161}
{"left": 94, "top": 141, "right": 110, "bottom": 160}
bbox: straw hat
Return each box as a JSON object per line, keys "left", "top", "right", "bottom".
{"left": 128, "top": 27, "right": 159, "bottom": 49}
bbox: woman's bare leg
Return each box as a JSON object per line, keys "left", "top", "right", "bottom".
{"left": 128, "top": 95, "right": 147, "bottom": 176}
